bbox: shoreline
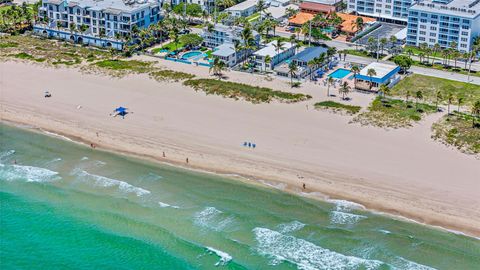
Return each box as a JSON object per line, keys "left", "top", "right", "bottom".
{"left": 1, "top": 60, "right": 479, "bottom": 238}
{"left": 3, "top": 118, "right": 480, "bottom": 240}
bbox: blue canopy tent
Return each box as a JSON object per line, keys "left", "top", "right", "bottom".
{"left": 114, "top": 107, "right": 128, "bottom": 118}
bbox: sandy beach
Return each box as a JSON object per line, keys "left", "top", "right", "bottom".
{"left": 1, "top": 59, "right": 479, "bottom": 237}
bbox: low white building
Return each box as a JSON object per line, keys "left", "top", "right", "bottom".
{"left": 225, "top": 0, "right": 257, "bottom": 18}
{"left": 262, "top": 4, "right": 298, "bottom": 21}
{"left": 268, "top": 0, "right": 290, "bottom": 7}
{"left": 170, "top": 0, "right": 214, "bottom": 11}
{"left": 355, "top": 62, "right": 401, "bottom": 90}
{"left": 201, "top": 24, "right": 260, "bottom": 48}
{"left": 253, "top": 41, "right": 295, "bottom": 71}
{"left": 212, "top": 43, "right": 237, "bottom": 67}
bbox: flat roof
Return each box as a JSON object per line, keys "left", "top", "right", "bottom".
{"left": 265, "top": 4, "right": 298, "bottom": 19}
{"left": 303, "top": 0, "right": 343, "bottom": 5}
{"left": 300, "top": 2, "right": 336, "bottom": 13}
{"left": 226, "top": 0, "right": 257, "bottom": 12}
{"left": 410, "top": 0, "right": 479, "bottom": 19}
{"left": 359, "top": 62, "right": 399, "bottom": 78}
{"left": 212, "top": 43, "right": 236, "bottom": 57}
{"left": 254, "top": 41, "right": 294, "bottom": 57}
{"left": 44, "top": 0, "right": 158, "bottom": 13}
{"left": 291, "top": 46, "right": 328, "bottom": 62}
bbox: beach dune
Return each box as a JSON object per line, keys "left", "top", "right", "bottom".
{"left": 1, "top": 61, "right": 479, "bottom": 237}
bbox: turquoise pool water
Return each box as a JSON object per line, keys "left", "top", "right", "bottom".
{"left": 329, "top": 68, "right": 351, "bottom": 79}
{"left": 181, "top": 51, "right": 205, "bottom": 60}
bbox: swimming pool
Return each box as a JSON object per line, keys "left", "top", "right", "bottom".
{"left": 181, "top": 51, "right": 205, "bottom": 60}
{"left": 328, "top": 68, "right": 351, "bottom": 79}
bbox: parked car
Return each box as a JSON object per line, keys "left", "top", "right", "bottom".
{"left": 179, "top": 29, "right": 191, "bottom": 35}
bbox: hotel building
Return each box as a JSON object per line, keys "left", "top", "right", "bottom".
{"left": 347, "top": 0, "right": 413, "bottom": 23}
{"left": 34, "top": 0, "right": 162, "bottom": 50}
{"left": 406, "top": 0, "right": 480, "bottom": 52}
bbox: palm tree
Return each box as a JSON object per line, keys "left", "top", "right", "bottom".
{"left": 351, "top": 17, "right": 364, "bottom": 33}
{"left": 307, "top": 59, "right": 316, "bottom": 80}
{"left": 447, "top": 93, "right": 454, "bottom": 115}
{"left": 435, "top": 91, "right": 442, "bottom": 111}
{"left": 69, "top": 22, "right": 76, "bottom": 33}
{"left": 351, "top": 65, "right": 360, "bottom": 88}
{"left": 379, "top": 84, "right": 390, "bottom": 99}
{"left": 379, "top": 38, "right": 388, "bottom": 55}
{"left": 457, "top": 97, "right": 463, "bottom": 112}
{"left": 339, "top": 82, "right": 351, "bottom": 100}
{"left": 471, "top": 100, "right": 480, "bottom": 128}
{"left": 367, "top": 68, "right": 376, "bottom": 89}
{"left": 210, "top": 58, "right": 226, "bottom": 79}
{"left": 326, "top": 76, "right": 334, "bottom": 97}
{"left": 405, "top": 90, "right": 411, "bottom": 103}
{"left": 288, "top": 62, "right": 298, "bottom": 86}
{"left": 415, "top": 90, "right": 423, "bottom": 109}
{"left": 264, "top": 55, "right": 271, "bottom": 73}
{"left": 451, "top": 49, "right": 460, "bottom": 69}
{"left": 273, "top": 39, "right": 284, "bottom": 57}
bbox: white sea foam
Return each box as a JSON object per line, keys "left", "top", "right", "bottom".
{"left": 379, "top": 229, "right": 391, "bottom": 235}
{"left": 0, "top": 150, "right": 15, "bottom": 162}
{"left": 73, "top": 169, "right": 150, "bottom": 197}
{"left": 158, "top": 201, "right": 180, "bottom": 209}
{"left": 81, "top": 157, "right": 89, "bottom": 161}
{"left": 392, "top": 256, "right": 438, "bottom": 270}
{"left": 327, "top": 199, "right": 366, "bottom": 212}
{"left": 194, "top": 207, "right": 235, "bottom": 232}
{"left": 0, "top": 164, "right": 60, "bottom": 182}
{"left": 277, "top": 221, "right": 306, "bottom": 234}
{"left": 44, "top": 158, "right": 62, "bottom": 165}
{"left": 330, "top": 211, "right": 367, "bottom": 225}
{"left": 253, "top": 227, "right": 385, "bottom": 270}
{"left": 206, "top": 247, "right": 232, "bottom": 266}
{"left": 259, "top": 179, "right": 287, "bottom": 190}
{"left": 42, "top": 130, "right": 73, "bottom": 142}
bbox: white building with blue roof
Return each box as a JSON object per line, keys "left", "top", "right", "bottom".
{"left": 34, "top": 0, "right": 162, "bottom": 50}
{"left": 275, "top": 46, "right": 328, "bottom": 78}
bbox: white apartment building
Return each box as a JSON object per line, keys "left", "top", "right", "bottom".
{"left": 34, "top": 0, "right": 162, "bottom": 50}
{"left": 201, "top": 24, "right": 260, "bottom": 48}
{"left": 347, "top": 0, "right": 413, "bottom": 23}
{"left": 406, "top": 0, "right": 480, "bottom": 52}
{"left": 253, "top": 41, "right": 295, "bottom": 71}
{"left": 170, "top": 0, "right": 214, "bottom": 11}
{"left": 225, "top": 0, "right": 257, "bottom": 18}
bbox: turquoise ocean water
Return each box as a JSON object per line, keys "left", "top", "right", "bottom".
{"left": 1, "top": 123, "right": 479, "bottom": 269}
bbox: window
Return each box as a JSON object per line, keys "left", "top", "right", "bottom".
{"left": 420, "top": 25, "right": 426, "bottom": 29}
{"left": 431, "top": 20, "right": 437, "bottom": 24}
{"left": 421, "top": 13, "right": 427, "bottom": 17}
{"left": 461, "top": 37, "right": 467, "bottom": 42}
{"left": 431, "top": 15, "right": 437, "bottom": 19}
{"left": 462, "top": 25, "right": 470, "bottom": 29}
{"left": 385, "top": 4, "right": 391, "bottom": 8}
{"left": 419, "top": 37, "right": 425, "bottom": 41}
{"left": 429, "top": 38, "right": 435, "bottom": 42}
{"left": 376, "top": 3, "right": 382, "bottom": 7}
{"left": 461, "top": 31, "right": 469, "bottom": 35}
{"left": 420, "top": 19, "right": 427, "bottom": 23}
{"left": 430, "top": 33, "right": 436, "bottom": 37}
{"left": 430, "top": 26, "right": 436, "bottom": 30}
{"left": 375, "top": 9, "right": 381, "bottom": 12}
{"left": 419, "top": 31, "right": 426, "bottom": 35}
{"left": 460, "top": 44, "right": 467, "bottom": 48}
{"left": 462, "top": 19, "right": 470, "bottom": 24}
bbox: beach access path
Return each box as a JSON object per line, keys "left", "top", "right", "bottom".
{"left": 1, "top": 59, "right": 479, "bottom": 237}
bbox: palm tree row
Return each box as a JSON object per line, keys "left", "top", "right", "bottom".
{"left": 0, "top": 2, "right": 34, "bottom": 33}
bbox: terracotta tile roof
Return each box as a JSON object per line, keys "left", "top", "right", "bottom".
{"left": 300, "top": 2, "right": 336, "bottom": 13}
{"left": 288, "top": 12, "right": 315, "bottom": 25}
{"left": 337, "top": 13, "right": 376, "bottom": 34}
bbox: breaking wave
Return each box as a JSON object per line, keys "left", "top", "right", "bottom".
{"left": 330, "top": 211, "right": 367, "bottom": 225}
{"left": 328, "top": 199, "right": 366, "bottom": 212}
{"left": 206, "top": 247, "right": 232, "bottom": 266}
{"left": 194, "top": 206, "right": 236, "bottom": 232}
{"left": 253, "top": 227, "right": 385, "bottom": 270}
{"left": 0, "top": 150, "right": 16, "bottom": 162}
{"left": 158, "top": 201, "right": 180, "bottom": 209}
{"left": 0, "top": 164, "right": 60, "bottom": 183}
{"left": 277, "top": 221, "right": 306, "bottom": 234}
{"left": 72, "top": 169, "right": 150, "bottom": 197}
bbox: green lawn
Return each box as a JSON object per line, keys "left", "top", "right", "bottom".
{"left": 353, "top": 96, "right": 438, "bottom": 128}
{"left": 403, "top": 45, "right": 443, "bottom": 58}
{"left": 183, "top": 79, "right": 312, "bottom": 104}
{"left": 314, "top": 101, "right": 361, "bottom": 114}
{"left": 411, "top": 61, "right": 479, "bottom": 78}
{"left": 149, "top": 69, "right": 195, "bottom": 82}
{"left": 247, "top": 12, "right": 261, "bottom": 22}
{"left": 432, "top": 112, "right": 480, "bottom": 154}
{"left": 391, "top": 74, "right": 480, "bottom": 106}
{"left": 94, "top": 59, "right": 152, "bottom": 73}
{"left": 160, "top": 41, "right": 185, "bottom": 52}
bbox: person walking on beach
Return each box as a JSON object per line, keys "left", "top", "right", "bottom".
{"left": 186, "top": 158, "right": 189, "bottom": 164}
{"left": 163, "top": 151, "right": 166, "bottom": 158}
{"left": 302, "top": 183, "right": 306, "bottom": 190}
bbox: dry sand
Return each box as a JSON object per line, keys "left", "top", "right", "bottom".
{"left": 1, "top": 59, "right": 479, "bottom": 237}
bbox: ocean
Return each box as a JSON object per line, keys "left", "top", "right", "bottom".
{"left": 1, "top": 123, "right": 479, "bottom": 269}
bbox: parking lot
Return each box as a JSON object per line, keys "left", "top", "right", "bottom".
{"left": 356, "top": 23, "right": 406, "bottom": 47}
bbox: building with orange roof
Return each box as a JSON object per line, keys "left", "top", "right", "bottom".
{"left": 299, "top": 2, "right": 336, "bottom": 14}
{"left": 337, "top": 13, "right": 376, "bottom": 35}
{"left": 288, "top": 12, "right": 315, "bottom": 26}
